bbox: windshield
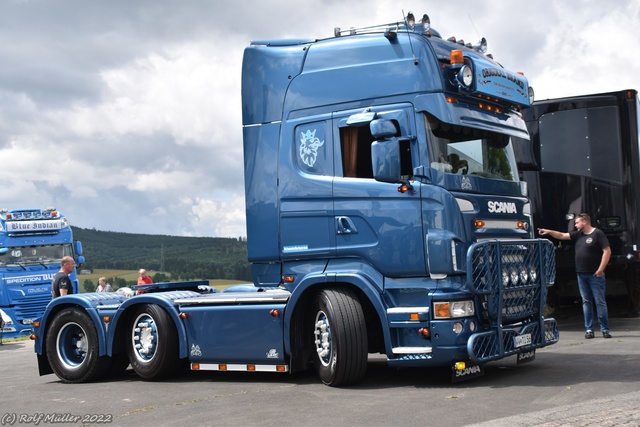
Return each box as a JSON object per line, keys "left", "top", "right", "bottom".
{"left": 425, "top": 113, "right": 519, "bottom": 182}
{"left": 0, "top": 244, "right": 73, "bottom": 267}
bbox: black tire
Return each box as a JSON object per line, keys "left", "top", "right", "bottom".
{"left": 310, "top": 288, "right": 368, "bottom": 386}
{"left": 45, "top": 308, "right": 110, "bottom": 383}
{"left": 126, "top": 304, "right": 180, "bottom": 380}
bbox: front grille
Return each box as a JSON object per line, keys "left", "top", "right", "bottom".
{"left": 467, "top": 239, "right": 555, "bottom": 324}
{"left": 13, "top": 294, "right": 52, "bottom": 320}
{"left": 465, "top": 239, "right": 559, "bottom": 363}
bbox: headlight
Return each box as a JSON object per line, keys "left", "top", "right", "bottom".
{"left": 433, "top": 300, "right": 475, "bottom": 319}
{"left": 457, "top": 65, "right": 473, "bottom": 88}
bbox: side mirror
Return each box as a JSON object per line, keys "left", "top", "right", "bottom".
{"left": 371, "top": 139, "right": 401, "bottom": 183}
{"left": 370, "top": 119, "right": 397, "bottom": 139}
{"left": 74, "top": 240, "right": 83, "bottom": 256}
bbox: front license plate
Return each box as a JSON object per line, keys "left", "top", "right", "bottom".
{"left": 514, "top": 333, "right": 532, "bottom": 348}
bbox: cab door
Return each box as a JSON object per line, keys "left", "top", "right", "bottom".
{"left": 332, "top": 105, "right": 426, "bottom": 277}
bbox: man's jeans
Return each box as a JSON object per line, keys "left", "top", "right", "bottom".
{"left": 577, "top": 273, "right": 609, "bottom": 332}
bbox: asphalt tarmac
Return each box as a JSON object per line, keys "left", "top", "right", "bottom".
{"left": 1, "top": 302, "right": 639, "bottom": 427}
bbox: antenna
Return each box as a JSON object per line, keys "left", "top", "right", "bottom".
{"left": 402, "top": 9, "right": 419, "bottom": 65}
{"left": 468, "top": 13, "right": 481, "bottom": 39}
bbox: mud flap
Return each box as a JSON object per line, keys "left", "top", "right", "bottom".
{"left": 451, "top": 362, "right": 484, "bottom": 382}
{"left": 517, "top": 349, "right": 536, "bottom": 364}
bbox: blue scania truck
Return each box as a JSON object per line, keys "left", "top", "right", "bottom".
{"left": 33, "top": 13, "right": 558, "bottom": 386}
{"left": 0, "top": 208, "right": 84, "bottom": 340}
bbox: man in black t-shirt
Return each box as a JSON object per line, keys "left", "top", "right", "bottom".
{"left": 538, "top": 213, "right": 612, "bottom": 339}
{"left": 52, "top": 256, "right": 76, "bottom": 298}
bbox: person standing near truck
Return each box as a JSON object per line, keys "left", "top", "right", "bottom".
{"left": 96, "top": 277, "right": 113, "bottom": 292}
{"left": 51, "top": 256, "right": 75, "bottom": 299}
{"left": 137, "top": 269, "right": 153, "bottom": 285}
{"left": 538, "top": 213, "right": 612, "bottom": 339}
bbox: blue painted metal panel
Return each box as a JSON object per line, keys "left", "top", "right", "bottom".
{"left": 181, "top": 303, "right": 286, "bottom": 364}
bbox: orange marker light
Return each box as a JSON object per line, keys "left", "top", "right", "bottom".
{"left": 410, "top": 313, "right": 419, "bottom": 321}
{"left": 450, "top": 49, "right": 464, "bottom": 65}
{"left": 434, "top": 302, "right": 450, "bottom": 318}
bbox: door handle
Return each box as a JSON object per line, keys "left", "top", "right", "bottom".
{"left": 336, "top": 216, "right": 358, "bottom": 234}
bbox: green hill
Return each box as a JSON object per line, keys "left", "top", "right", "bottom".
{"left": 72, "top": 227, "right": 251, "bottom": 282}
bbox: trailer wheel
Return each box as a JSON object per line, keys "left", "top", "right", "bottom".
{"left": 45, "top": 308, "right": 110, "bottom": 383}
{"left": 126, "top": 304, "right": 180, "bottom": 380}
{"left": 311, "top": 288, "right": 368, "bottom": 386}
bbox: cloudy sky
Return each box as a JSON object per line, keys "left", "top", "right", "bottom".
{"left": 1, "top": 1, "right": 638, "bottom": 238}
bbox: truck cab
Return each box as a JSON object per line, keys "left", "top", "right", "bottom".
{"left": 241, "top": 13, "right": 557, "bottom": 381}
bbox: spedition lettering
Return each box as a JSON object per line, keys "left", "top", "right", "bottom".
{"left": 7, "top": 221, "right": 61, "bottom": 231}
{"left": 481, "top": 68, "right": 526, "bottom": 90}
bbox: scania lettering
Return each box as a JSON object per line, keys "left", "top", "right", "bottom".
{"left": 0, "top": 208, "right": 84, "bottom": 340}
{"left": 32, "top": 12, "right": 558, "bottom": 386}
{"left": 488, "top": 201, "right": 518, "bottom": 214}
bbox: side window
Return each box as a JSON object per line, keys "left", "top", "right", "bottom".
{"left": 295, "top": 123, "right": 329, "bottom": 176}
{"left": 339, "top": 120, "right": 412, "bottom": 179}
{"left": 340, "top": 125, "right": 375, "bottom": 178}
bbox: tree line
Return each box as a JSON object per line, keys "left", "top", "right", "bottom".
{"left": 72, "top": 226, "right": 252, "bottom": 284}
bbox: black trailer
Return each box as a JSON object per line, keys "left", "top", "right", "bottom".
{"left": 515, "top": 89, "right": 640, "bottom": 315}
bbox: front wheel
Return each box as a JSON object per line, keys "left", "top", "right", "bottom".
{"left": 45, "top": 308, "right": 110, "bottom": 383}
{"left": 311, "top": 288, "right": 368, "bottom": 386}
{"left": 126, "top": 304, "right": 181, "bottom": 380}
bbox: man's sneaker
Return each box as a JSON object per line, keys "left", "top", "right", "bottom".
{"left": 585, "top": 330, "right": 595, "bottom": 339}
{"left": 603, "top": 331, "right": 612, "bottom": 339}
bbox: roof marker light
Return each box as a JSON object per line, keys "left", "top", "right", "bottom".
{"left": 384, "top": 29, "right": 397, "bottom": 41}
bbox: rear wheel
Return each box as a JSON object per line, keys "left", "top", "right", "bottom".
{"left": 126, "top": 304, "right": 180, "bottom": 380}
{"left": 311, "top": 288, "right": 367, "bottom": 386}
{"left": 46, "top": 308, "right": 110, "bottom": 383}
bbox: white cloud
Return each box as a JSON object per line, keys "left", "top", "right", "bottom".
{"left": 0, "top": 1, "right": 638, "bottom": 237}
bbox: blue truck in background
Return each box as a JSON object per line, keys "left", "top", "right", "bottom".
{"left": 0, "top": 208, "right": 84, "bottom": 340}
{"left": 33, "top": 12, "right": 558, "bottom": 386}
